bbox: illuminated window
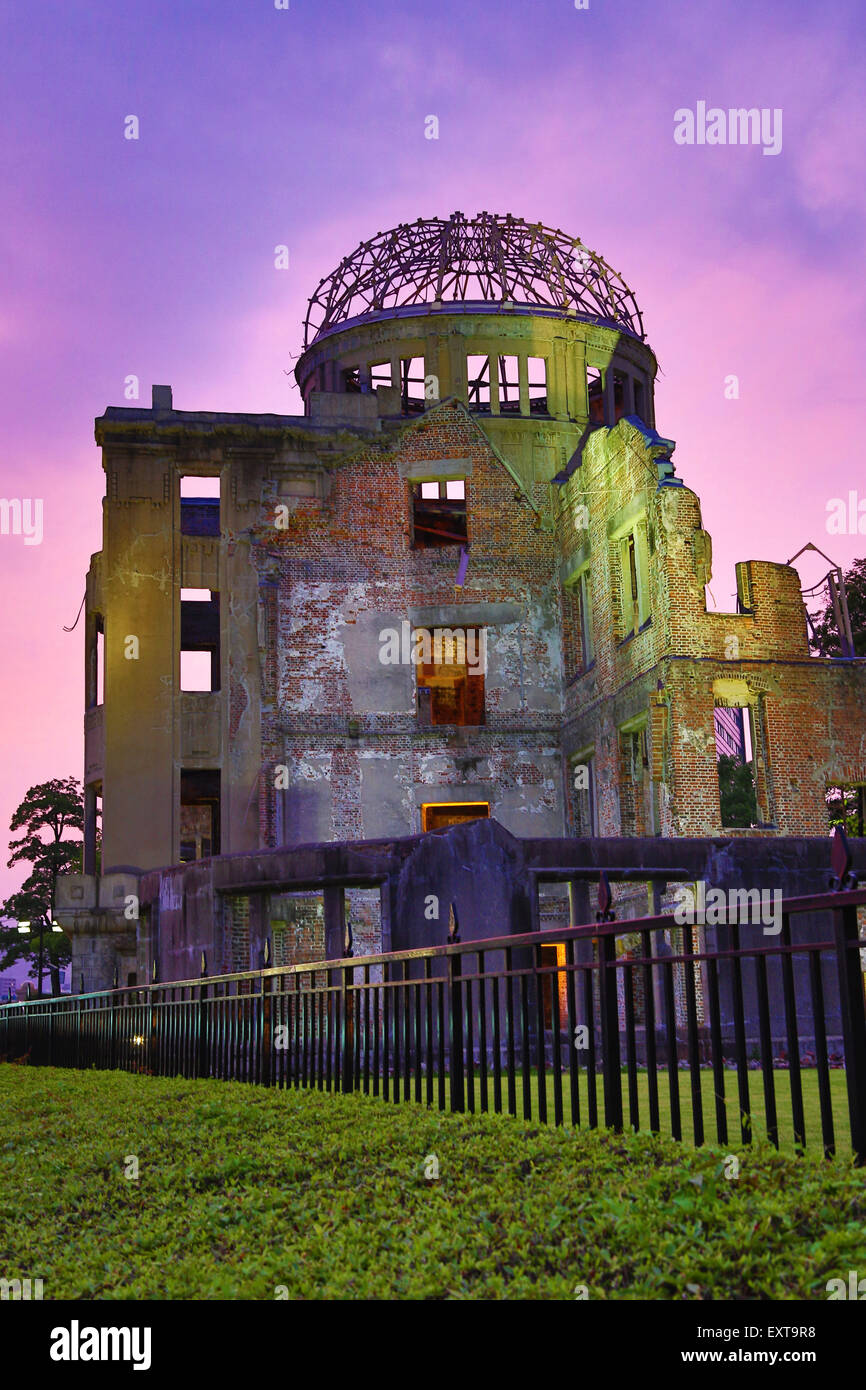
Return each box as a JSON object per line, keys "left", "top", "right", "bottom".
{"left": 421, "top": 802, "right": 489, "bottom": 832}
{"left": 416, "top": 627, "right": 485, "bottom": 726}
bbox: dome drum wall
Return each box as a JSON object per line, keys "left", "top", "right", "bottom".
{"left": 296, "top": 307, "right": 658, "bottom": 481}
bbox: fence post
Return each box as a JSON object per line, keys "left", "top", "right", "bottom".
{"left": 197, "top": 953, "right": 208, "bottom": 1081}
{"left": 109, "top": 968, "right": 119, "bottom": 1070}
{"left": 261, "top": 937, "right": 272, "bottom": 1088}
{"left": 595, "top": 875, "right": 623, "bottom": 1132}
{"left": 75, "top": 978, "right": 83, "bottom": 1070}
{"left": 598, "top": 930, "right": 623, "bottom": 1131}
{"left": 341, "top": 963, "right": 354, "bottom": 1093}
{"left": 834, "top": 904, "right": 866, "bottom": 1165}
{"left": 447, "top": 905, "right": 464, "bottom": 1113}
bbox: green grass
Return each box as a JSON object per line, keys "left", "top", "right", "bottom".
{"left": 1, "top": 1065, "right": 865, "bottom": 1300}
{"left": 455, "top": 1067, "right": 853, "bottom": 1155}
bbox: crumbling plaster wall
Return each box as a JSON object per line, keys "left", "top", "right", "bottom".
{"left": 249, "top": 402, "right": 566, "bottom": 845}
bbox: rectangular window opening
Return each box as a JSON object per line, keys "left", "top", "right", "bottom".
{"left": 613, "top": 370, "right": 627, "bottom": 422}
{"left": 498, "top": 355, "right": 520, "bottom": 413}
{"left": 401, "top": 357, "right": 426, "bottom": 415}
{"left": 587, "top": 366, "right": 604, "bottom": 423}
{"left": 180, "top": 590, "right": 220, "bottom": 691}
{"left": 633, "top": 378, "right": 646, "bottom": 422}
{"left": 618, "top": 727, "right": 650, "bottom": 836}
{"left": 578, "top": 570, "right": 593, "bottom": 668}
{"left": 416, "top": 626, "right": 485, "bottom": 726}
{"left": 466, "top": 355, "right": 491, "bottom": 412}
{"left": 528, "top": 357, "right": 548, "bottom": 414}
{"left": 571, "top": 754, "right": 596, "bottom": 836}
{"left": 620, "top": 525, "right": 650, "bottom": 636}
{"left": 411, "top": 480, "right": 467, "bottom": 549}
{"left": 89, "top": 616, "right": 105, "bottom": 708}
{"left": 370, "top": 362, "right": 393, "bottom": 391}
{"left": 180, "top": 475, "right": 220, "bottom": 535}
{"left": 716, "top": 713, "right": 759, "bottom": 828}
{"left": 180, "top": 769, "right": 220, "bottom": 861}
{"left": 421, "top": 802, "right": 490, "bottom": 833}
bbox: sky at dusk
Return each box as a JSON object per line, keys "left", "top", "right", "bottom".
{"left": 0, "top": 0, "right": 864, "bottom": 900}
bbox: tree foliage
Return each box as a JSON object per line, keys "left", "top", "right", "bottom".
{"left": 0, "top": 777, "right": 84, "bottom": 996}
{"left": 718, "top": 755, "right": 758, "bottom": 828}
{"left": 810, "top": 557, "right": 866, "bottom": 657}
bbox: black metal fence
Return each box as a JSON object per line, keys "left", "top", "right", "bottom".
{"left": 2, "top": 883, "right": 865, "bottom": 1163}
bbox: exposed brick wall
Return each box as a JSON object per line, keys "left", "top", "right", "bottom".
{"left": 557, "top": 416, "right": 866, "bottom": 839}
{"left": 247, "top": 402, "right": 564, "bottom": 846}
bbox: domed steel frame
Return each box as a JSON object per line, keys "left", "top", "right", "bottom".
{"left": 302, "top": 211, "right": 645, "bottom": 348}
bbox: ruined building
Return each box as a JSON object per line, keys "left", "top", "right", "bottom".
{"left": 56, "top": 212, "right": 866, "bottom": 989}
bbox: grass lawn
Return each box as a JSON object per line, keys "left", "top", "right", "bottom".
{"left": 458, "top": 1067, "right": 854, "bottom": 1155}
{"left": 1, "top": 1065, "right": 864, "bottom": 1300}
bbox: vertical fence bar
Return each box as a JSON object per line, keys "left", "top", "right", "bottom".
{"left": 401, "top": 960, "right": 410, "bottom": 1103}
{"left": 583, "top": 960, "right": 598, "bottom": 1129}
{"left": 436, "top": 976, "right": 446, "bottom": 1112}
{"left": 779, "top": 917, "right": 805, "bottom": 1151}
{"left": 341, "top": 963, "right": 354, "bottom": 1094}
{"left": 754, "top": 946, "right": 778, "bottom": 1149}
{"left": 808, "top": 949, "right": 835, "bottom": 1160}
{"left": 551, "top": 948, "right": 563, "bottom": 1128}
{"left": 533, "top": 943, "right": 547, "bottom": 1126}
{"left": 465, "top": 962, "right": 475, "bottom": 1116}
{"left": 834, "top": 904, "right": 866, "bottom": 1165}
{"left": 642, "top": 929, "right": 660, "bottom": 1135}
{"left": 449, "top": 949, "right": 464, "bottom": 1114}
{"left": 364, "top": 965, "right": 372, "bottom": 1097}
{"left": 491, "top": 958, "right": 503, "bottom": 1116}
{"left": 505, "top": 947, "right": 516, "bottom": 1117}
{"left": 661, "top": 939, "right": 681, "bottom": 1142}
{"left": 479, "top": 957, "right": 489, "bottom": 1115}
{"left": 729, "top": 924, "right": 752, "bottom": 1147}
{"left": 705, "top": 950, "right": 728, "bottom": 1147}
{"left": 424, "top": 960, "right": 433, "bottom": 1108}
{"left": 519, "top": 964, "right": 531, "bottom": 1121}
{"left": 565, "top": 938, "right": 580, "bottom": 1128}
{"left": 598, "top": 930, "right": 623, "bottom": 1133}
{"left": 413, "top": 968, "right": 422, "bottom": 1105}
{"left": 682, "top": 923, "right": 704, "bottom": 1148}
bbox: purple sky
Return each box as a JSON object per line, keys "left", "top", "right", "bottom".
{"left": 1, "top": 0, "right": 864, "bottom": 899}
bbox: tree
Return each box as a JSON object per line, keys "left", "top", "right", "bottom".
{"left": 718, "top": 755, "right": 758, "bottom": 828}
{"left": 826, "top": 786, "right": 865, "bottom": 838}
{"left": 0, "top": 778, "right": 84, "bottom": 997}
{"left": 810, "top": 557, "right": 866, "bottom": 657}
{"left": 810, "top": 559, "right": 866, "bottom": 835}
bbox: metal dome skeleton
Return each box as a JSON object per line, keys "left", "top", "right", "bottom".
{"left": 302, "top": 211, "right": 645, "bottom": 348}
